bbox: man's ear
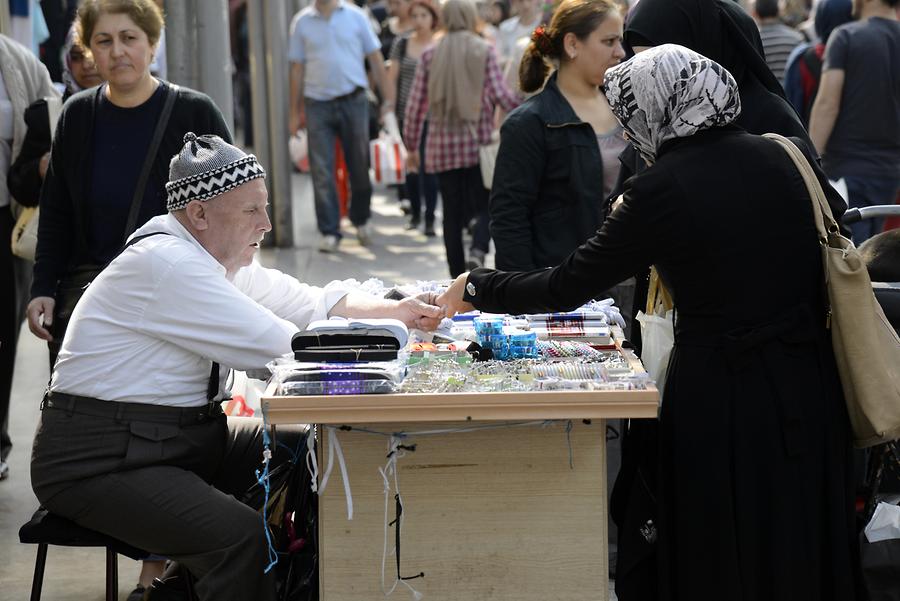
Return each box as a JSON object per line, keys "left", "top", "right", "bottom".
{"left": 184, "top": 201, "right": 210, "bottom": 231}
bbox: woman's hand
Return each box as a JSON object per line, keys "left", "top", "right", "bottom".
{"left": 437, "top": 273, "right": 475, "bottom": 317}
{"left": 27, "top": 297, "right": 56, "bottom": 341}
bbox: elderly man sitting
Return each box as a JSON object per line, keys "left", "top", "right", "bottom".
{"left": 29, "top": 134, "right": 443, "bottom": 601}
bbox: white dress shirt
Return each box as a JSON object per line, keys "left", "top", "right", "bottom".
{"left": 51, "top": 214, "right": 350, "bottom": 407}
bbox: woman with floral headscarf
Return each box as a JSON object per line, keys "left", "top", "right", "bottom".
{"left": 440, "top": 44, "right": 860, "bottom": 600}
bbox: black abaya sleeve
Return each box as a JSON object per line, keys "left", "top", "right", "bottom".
{"left": 464, "top": 165, "right": 679, "bottom": 315}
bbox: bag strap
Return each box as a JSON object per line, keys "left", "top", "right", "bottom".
{"left": 646, "top": 267, "right": 673, "bottom": 314}
{"left": 801, "top": 45, "right": 822, "bottom": 78}
{"left": 123, "top": 83, "right": 179, "bottom": 242}
{"left": 762, "top": 133, "right": 840, "bottom": 244}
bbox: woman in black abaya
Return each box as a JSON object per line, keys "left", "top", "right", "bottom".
{"left": 440, "top": 44, "right": 860, "bottom": 601}
{"left": 606, "top": 5, "right": 846, "bottom": 597}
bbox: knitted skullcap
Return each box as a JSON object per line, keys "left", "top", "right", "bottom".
{"left": 165, "top": 132, "right": 266, "bottom": 211}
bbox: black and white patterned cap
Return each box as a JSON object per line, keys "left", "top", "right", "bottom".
{"left": 165, "top": 132, "right": 266, "bottom": 211}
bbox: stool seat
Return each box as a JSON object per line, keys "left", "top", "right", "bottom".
{"left": 19, "top": 508, "right": 149, "bottom": 560}
{"left": 19, "top": 508, "right": 150, "bottom": 601}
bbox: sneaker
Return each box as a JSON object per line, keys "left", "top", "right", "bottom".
{"left": 125, "top": 584, "right": 146, "bottom": 601}
{"left": 465, "top": 248, "right": 486, "bottom": 271}
{"left": 356, "top": 224, "right": 372, "bottom": 246}
{"left": 0, "top": 460, "right": 8, "bottom": 480}
{"left": 405, "top": 217, "right": 420, "bottom": 231}
{"left": 317, "top": 235, "right": 340, "bottom": 253}
{"left": 399, "top": 198, "right": 412, "bottom": 216}
{"left": 424, "top": 222, "right": 436, "bottom": 237}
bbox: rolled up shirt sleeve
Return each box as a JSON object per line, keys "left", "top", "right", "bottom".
{"left": 232, "top": 259, "right": 351, "bottom": 330}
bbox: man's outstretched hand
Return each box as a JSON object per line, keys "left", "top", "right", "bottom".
{"left": 394, "top": 292, "right": 445, "bottom": 331}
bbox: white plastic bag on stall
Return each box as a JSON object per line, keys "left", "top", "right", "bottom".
{"left": 637, "top": 267, "right": 675, "bottom": 394}
{"left": 635, "top": 309, "right": 674, "bottom": 391}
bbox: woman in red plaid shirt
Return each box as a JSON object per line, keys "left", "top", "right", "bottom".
{"left": 403, "top": 0, "right": 521, "bottom": 277}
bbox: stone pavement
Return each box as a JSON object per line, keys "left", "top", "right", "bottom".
{"left": 0, "top": 174, "right": 618, "bottom": 599}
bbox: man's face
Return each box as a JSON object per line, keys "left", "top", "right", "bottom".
{"left": 197, "top": 179, "right": 272, "bottom": 276}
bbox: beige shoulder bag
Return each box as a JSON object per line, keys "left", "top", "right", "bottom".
{"left": 11, "top": 96, "right": 62, "bottom": 261}
{"left": 764, "top": 133, "right": 900, "bottom": 448}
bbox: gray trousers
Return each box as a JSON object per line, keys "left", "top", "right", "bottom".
{"left": 31, "top": 396, "right": 305, "bottom": 601}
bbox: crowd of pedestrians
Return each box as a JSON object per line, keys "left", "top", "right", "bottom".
{"left": 1, "top": 0, "right": 898, "bottom": 600}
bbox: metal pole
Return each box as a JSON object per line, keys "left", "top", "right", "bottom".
{"left": 163, "top": 1, "right": 199, "bottom": 90}
{"left": 262, "top": 0, "right": 294, "bottom": 247}
{"left": 195, "top": 0, "right": 234, "bottom": 133}
{"left": 246, "top": 0, "right": 275, "bottom": 245}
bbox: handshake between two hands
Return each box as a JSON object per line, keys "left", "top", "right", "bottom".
{"left": 392, "top": 273, "right": 475, "bottom": 332}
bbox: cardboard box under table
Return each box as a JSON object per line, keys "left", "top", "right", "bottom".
{"left": 262, "top": 350, "right": 658, "bottom": 601}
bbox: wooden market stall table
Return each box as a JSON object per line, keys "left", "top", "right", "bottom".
{"left": 262, "top": 347, "right": 659, "bottom": 601}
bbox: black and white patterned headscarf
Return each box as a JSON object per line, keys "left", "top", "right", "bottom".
{"left": 603, "top": 44, "right": 741, "bottom": 164}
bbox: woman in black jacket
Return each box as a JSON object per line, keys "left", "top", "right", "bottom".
{"left": 490, "top": 0, "right": 626, "bottom": 273}
{"left": 25, "top": 0, "right": 230, "bottom": 367}
{"left": 440, "top": 44, "right": 860, "bottom": 601}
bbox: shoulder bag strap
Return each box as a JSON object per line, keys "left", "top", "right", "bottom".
{"left": 762, "top": 133, "right": 840, "bottom": 244}
{"left": 122, "top": 82, "right": 179, "bottom": 241}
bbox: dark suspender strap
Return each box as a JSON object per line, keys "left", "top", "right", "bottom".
{"left": 123, "top": 83, "right": 179, "bottom": 241}
{"left": 122, "top": 231, "right": 167, "bottom": 250}
{"left": 207, "top": 362, "right": 220, "bottom": 403}
{"left": 126, "top": 231, "right": 222, "bottom": 405}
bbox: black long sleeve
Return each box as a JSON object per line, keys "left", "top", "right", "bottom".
{"left": 32, "top": 102, "right": 77, "bottom": 299}
{"left": 466, "top": 164, "right": 678, "bottom": 315}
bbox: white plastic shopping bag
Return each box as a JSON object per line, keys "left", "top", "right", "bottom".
{"left": 370, "top": 135, "right": 407, "bottom": 185}
{"left": 636, "top": 309, "right": 674, "bottom": 392}
{"left": 289, "top": 129, "right": 309, "bottom": 172}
